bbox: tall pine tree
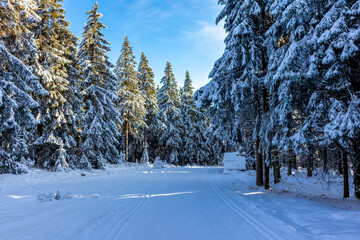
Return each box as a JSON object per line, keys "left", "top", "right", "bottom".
{"left": 0, "top": 0, "right": 48, "bottom": 173}
{"left": 181, "top": 71, "right": 212, "bottom": 165}
{"left": 78, "top": 2, "right": 121, "bottom": 169}
{"left": 138, "top": 51, "right": 159, "bottom": 160}
{"left": 32, "top": 0, "right": 79, "bottom": 171}
{"left": 115, "top": 35, "right": 146, "bottom": 163}
{"left": 157, "top": 62, "right": 182, "bottom": 163}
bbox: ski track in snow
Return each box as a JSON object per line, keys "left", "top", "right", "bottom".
{"left": 104, "top": 183, "right": 160, "bottom": 240}
{"left": 209, "top": 176, "right": 281, "bottom": 240}
{"left": 0, "top": 167, "right": 359, "bottom": 240}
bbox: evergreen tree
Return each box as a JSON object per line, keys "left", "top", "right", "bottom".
{"left": 181, "top": 71, "right": 212, "bottom": 165}
{"left": 115, "top": 35, "right": 146, "bottom": 163}
{"left": 264, "top": 0, "right": 321, "bottom": 180}
{"left": 78, "top": 2, "right": 121, "bottom": 169}
{"left": 198, "top": 0, "right": 273, "bottom": 186}
{"left": 315, "top": 0, "right": 360, "bottom": 198}
{"left": 0, "top": 0, "right": 48, "bottom": 173}
{"left": 32, "top": 0, "right": 79, "bottom": 171}
{"left": 202, "top": 0, "right": 360, "bottom": 198}
{"left": 138, "top": 51, "right": 159, "bottom": 160}
{"left": 180, "top": 71, "right": 195, "bottom": 165}
{"left": 157, "top": 62, "right": 182, "bottom": 162}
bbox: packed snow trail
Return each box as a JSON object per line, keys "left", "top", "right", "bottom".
{"left": 0, "top": 167, "right": 359, "bottom": 240}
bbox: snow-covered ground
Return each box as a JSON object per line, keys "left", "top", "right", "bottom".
{"left": 0, "top": 165, "right": 359, "bottom": 240}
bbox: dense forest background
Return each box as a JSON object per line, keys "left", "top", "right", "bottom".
{"left": 0, "top": 0, "right": 218, "bottom": 175}
{"left": 196, "top": 0, "right": 360, "bottom": 199}
{"left": 1, "top": 0, "right": 360, "bottom": 200}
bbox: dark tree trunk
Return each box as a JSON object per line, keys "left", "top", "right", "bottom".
{"left": 264, "top": 152, "right": 270, "bottom": 189}
{"left": 256, "top": 136, "right": 263, "bottom": 186}
{"left": 293, "top": 153, "right": 297, "bottom": 170}
{"left": 338, "top": 152, "right": 343, "bottom": 175}
{"left": 287, "top": 162, "right": 292, "bottom": 176}
{"left": 273, "top": 160, "right": 281, "bottom": 184}
{"left": 342, "top": 151, "right": 349, "bottom": 198}
{"left": 166, "top": 148, "right": 171, "bottom": 163}
{"left": 125, "top": 121, "right": 129, "bottom": 162}
{"left": 355, "top": 163, "right": 360, "bottom": 199}
{"left": 323, "top": 147, "right": 328, "bottom": 173}
{"left": 354, "top": 145, "right": 360, "bottom": 199}
{"left": 287, "top": 152, "right": 292, "bottom": 176}
{"left": 307, "top": 155, "right": 313, "bottom": 177}
{"left": 264, "top": 165, "right": 270, "bottom": 189}
{"left": 132, "top": 150, "right": 136, "bottom": 163}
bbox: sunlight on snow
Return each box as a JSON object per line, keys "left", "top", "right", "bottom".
{"left": 116, "top": 191, "right": 198, "bottom": 200}
{"left": 157, "top": 171, "right": 191, "bottom": 174}
{"left": 236, "top": 191, "right": 265, "bottom": 196}
{"left": 6, "top": 195, "right": 31, "bottom": 199}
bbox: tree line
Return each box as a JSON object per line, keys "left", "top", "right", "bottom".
{"left": 0, "top": 0, "right": 217, "bottom": 174}
{"left": 196, "top": 0, "right": 360, "bottom": 199}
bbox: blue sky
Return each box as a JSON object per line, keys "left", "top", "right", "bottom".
{"left": 62, "top": 0, "right": 226, "bottom": 90}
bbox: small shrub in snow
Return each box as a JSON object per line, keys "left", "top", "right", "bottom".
{"left": 37, "top": 190, "right": 72, "bottom": 202}
{"left": 153, "top": 157, "right": 166, "bottom": 169}
{"left": 140, "top": 144, "right": 150, "bottom": 164}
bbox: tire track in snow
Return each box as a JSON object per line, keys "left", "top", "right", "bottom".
{"left": 208, "top": 176, "right": 283, "bottom": 240}
{"left": 104, "top": 182, "right": 160, "bottom": 240}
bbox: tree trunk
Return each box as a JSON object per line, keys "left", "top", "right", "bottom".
{"left": 287, "top": 152, "right": 292, "bottom": 176}
{"left": 354, "top": 145, "right": 360, "bottom": 199}
{"left": 264, "top": 152, "right": 270, "bottom": 189}
{"left": 273, "top": 160, "right": 281, "bottom": 184}
{"left": 338, "top": 151, "right": 343, "bottom": 175}
{"left": 125, "top": 121, "right": 129, "bottom": 162}
{"left": 132, "top": 150, "right": 136, "bottom": 163}
{"left": 166, "top": 148, "right": 171, "bottom": 163}
{"left": 355, "top": 163, "right": 360, "bottom": 199}
{"left": 323, "top": 146, "right": 328, "bottom": 173}
{"left": 307, "top": 155, "right": 313, "bottom": 177}
{"left": 287, "top": 162, "right": 292, "bottom": 176}
{"left": 293, "top": 153, "right": 297, "bottom": 170}
{"left": 256, "top": 136, "right": 264, "bottom": 186}
{"left": 342, "top": 151, "right": 349, "bottom": 198}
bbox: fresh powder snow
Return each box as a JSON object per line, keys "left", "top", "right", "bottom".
{"left": 1, "top": 166, "right": 359, "bottom": 240}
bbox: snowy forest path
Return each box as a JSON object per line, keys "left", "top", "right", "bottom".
{"left": 1, "top": 167, "right": 359, "bottom": 240}
{"left": 104, "top": 182, "right": 161, "bottom": 240}
{"left": 208, "top": 175, "right": 281, "bottom": 240}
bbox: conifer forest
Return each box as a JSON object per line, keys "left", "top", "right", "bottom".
{"left": 0, "top": 1, "right": 360, "bottom": 240}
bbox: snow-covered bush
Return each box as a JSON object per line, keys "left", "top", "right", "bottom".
{"left": 37, "top": 190, "right": 72, "bottom": 202}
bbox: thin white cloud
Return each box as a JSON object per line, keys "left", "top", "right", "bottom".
{"left": 184, "top": 20, "right": 226, "bottom": 57}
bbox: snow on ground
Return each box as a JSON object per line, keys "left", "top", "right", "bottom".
{"left": 0, "top": 165, "right": 359, "bottom": 240}
{"left": 223, "top": 152, "right": 246, "bottom": 173}
{"left": 263, "top": 168, "right": 359, "bottom": 208}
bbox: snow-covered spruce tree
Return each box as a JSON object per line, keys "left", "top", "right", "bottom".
{"left": 31, "top": 0, "right": 79, "bottom": 171}
{"left": 138, "top": 51, "right": 159, "bottom": 161}
{"left": 180, "top": 71, "right": 196, "bottom": 165}
{"left": 64, "top": 53, "right": 83, "bottom": 166}
{"left": 262, "top": 0, "right": 360, "bottom": 197}
{"left": 195, "top": 1, "right": 242, "bottom": 162}
{"left": 78, "top": 2, "right": 122, "bottom": 169}
{"left": 263, "top": 0, "right": 324, "bottom": 180}
{"left": 198, "top": 0, "right": 273, "bottom": 186}
{"left": 181, "top": 71, "right": 212, "bottom": 165}
{"left": 265, "top": 1, "right": 356, "bottom": 183}
{"left": 0, "top": 1, "right": 48, "bottom": 174}
{"left": 157, "top": 62, "right": 182, "bottom": 163}
{"left": 311, "top": 0, "right": 360, "bottom": 198}
{"left": 115, "top": 35, "right": 146, "bottom": 163}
